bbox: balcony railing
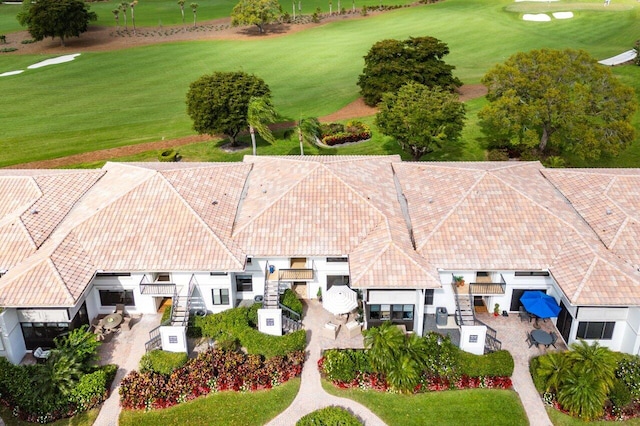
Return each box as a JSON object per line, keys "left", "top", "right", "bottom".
{"left": 278, "top": 268, "right": 314, "bottom": 281}
{"left": 139, "top": 274, "right": 175, "bottom": 295}
{"left": 469, "top": 274, "right": 506, "bottom": 295}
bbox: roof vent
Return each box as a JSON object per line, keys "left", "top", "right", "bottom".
{"left": 262, "top": 189, "right": 267, "bottom": 194}
{"left": 31, "top": 209, "right": 39, "bottom": 215}
{"left": 428, "top": 198, "right": 433, "bottom": 204}
{"left": 606, "top": 209, "right": 612, "bottom": 215}
{"left": 212, "top": 200, "right": 218, "bottom": 205}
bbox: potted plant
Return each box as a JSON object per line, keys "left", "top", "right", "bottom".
{"left": 493, "top": 303, "right": 500, "bottom": 317}
{"left": 453, "top": 275, "right": 465, "bottom": 287}
{"left": 317, "top": 287, "right": 322, "bottom": 302}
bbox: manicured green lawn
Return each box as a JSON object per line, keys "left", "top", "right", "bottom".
{"left": 322, "top": 380, "right": 528, "bottom": 425}
{"left": 0, "top": 0, "right": 638, "bottom": 167}
{"left": 0, "top": 407, "right": 99, "bottom": 426}
{"left": 119, "top": 378, "right": 300, "bottom": 426}
{"left": 0, "top": 0, "right": 415, "bottom": 34}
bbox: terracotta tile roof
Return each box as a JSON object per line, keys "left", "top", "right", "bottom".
{"left": 0, "top": 222, "right": 36, "bottom": 270}
{"left": 21, "top": 171, "right": 104, "bottom": 247}
{"left": 0, "top": 259, "right": 75, "bottom": 307}
{"left": 74, "top": 173, "right": 244, "bottom": 271}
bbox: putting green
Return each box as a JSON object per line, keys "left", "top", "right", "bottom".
{"left": 0, "top": 0, "right": 638, "bottom": 167}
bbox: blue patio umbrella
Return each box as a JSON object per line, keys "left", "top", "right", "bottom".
{"left": 520, "top": 291, "right": 561, "bottom": 318}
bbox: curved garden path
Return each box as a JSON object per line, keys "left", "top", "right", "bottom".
{"left": 267, "top": 300, "right": 387, "bottom": 425}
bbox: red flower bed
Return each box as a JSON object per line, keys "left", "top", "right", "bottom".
{"left": 120, "top": 348, "right": 304, "bottom": 411}
{"left": 318, "top": 356, "right": 512, "bottom": 394}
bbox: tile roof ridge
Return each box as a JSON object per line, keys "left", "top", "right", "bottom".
{"left": 416, "top": 171, "right": 485, "bottom": 252}
{"left": 604, "top": 175, "right": 640, "bottom": 226}
{"left": 46, "top": 256, "right": 77, "bottom": 305}
{"left": 570, "top": 256, "right": 597, "bottom": 302}
{"left": 0, "top": 178, "right": 42, "bottom": 229}
{"left": 232, "top": 161, "right": 321, "bottom": 237}
{"left": 607, "top": 216, "right": 629, "bottom": 251}
{"left": 159, "top": 173, "right": 245, "bottom": 270}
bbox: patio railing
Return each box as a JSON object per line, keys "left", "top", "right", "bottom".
{"left": 469, "top": 274, "right": 506, "bottom": 295}
{"left": 144, "top": 319, "right": 171, "bottom": 352}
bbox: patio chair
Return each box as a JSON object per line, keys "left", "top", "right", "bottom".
{"left": 33, "top": 347, "right": 51, "bottom": 363}
{"left": 548, "top": 331, "right": 558, "bottom": 348}
{"left": 115, "top": 303, "right": 125, "bottom": 315}
{"left": 525, "top": 331, "right": 538, "bottom": 348}
{"left": 322, "top": 322, "right": 340, "bottom": 340}
{"left": 121, "top": 316, "right": 132, "bottom": 331}
{"left": 518, "top": 306, "right": 531, "bottom": 323}
{"left": 345, "top": 321, "right": 361, "bottom": 338}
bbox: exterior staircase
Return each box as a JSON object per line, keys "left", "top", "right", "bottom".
{"left": 263, "top": 262, "right": 303, "bottom": 333}
{"left": 452, "top": 274, "right": 502, "bottom": 353}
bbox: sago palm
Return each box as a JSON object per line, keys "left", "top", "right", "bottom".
{"left": 363, "top": 321, "right": 404, "bottom": 374}
{"left": 567, "top": 340, "right": 616, "bottom": 394}
{"left": 536, "top": 352, "right": 568, "bottom": 393}
{"left": 557, "top": 368, "right": 607, "bottom": 421}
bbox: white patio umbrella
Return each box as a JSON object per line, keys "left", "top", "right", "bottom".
{"left": 323, "top": 285, "right": 358, "bottom": 315}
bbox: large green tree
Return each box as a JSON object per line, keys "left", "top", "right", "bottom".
{"left": 357, "top": 36, "right": 462, "bottom": 106}
{"left": 375, "top": 82, "right": 466, "bottom": 161}
{"left": 17, "top": 0, "right": 97, "bottom": 46}
{"left": 186, "top": 71, "right": 271, "bottom": 146}
{"left": 479, "top": 48, "right": 636, "bottom": 160}
{"left": 231, "top": 0, "right": 281, "bottom": 34}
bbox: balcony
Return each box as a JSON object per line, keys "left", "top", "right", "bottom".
{"left": 278, "top": 269, "right": 314, "bottom": 281}
{"left": 469, "top": 273, "right": 506, "bottom": 295}
{"left": 139, "top": 274, "right": 175, "bottom": 296}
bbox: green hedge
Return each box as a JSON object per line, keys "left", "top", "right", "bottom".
{"left": 139, "top": 350, "right": 188, "bottom": 375}
{"left": 296, "top": 406, "right": 362, "bottom": 426}
{"left": 322, "top": 349, "right": 372, "bottom": 382}
{"left": 457, "top": 350, "right": 514, "bottom": 377}
{"left": 281, "top": 289, "right": 303, "bottom": 317}
{"left": 192, "top": 306, "right": 307, "bottom": 358}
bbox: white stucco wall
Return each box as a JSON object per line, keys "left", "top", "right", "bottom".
{"left": 0, "top": 309, "right": 26, "bottom": 364}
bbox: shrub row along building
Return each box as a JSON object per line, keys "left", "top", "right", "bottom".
{"left": 0, "top": 156, "right": 639, "bottom": 363}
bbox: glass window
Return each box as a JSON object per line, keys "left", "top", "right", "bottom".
{"left": 20, "top": 322, "right": 70, "bottom": 350}
{"left": 212, "top": 288, "right": 230, "bottom": 305}
{"left": 370, "top": 304, "right": 380, "bottom": 320}
{"left": 380, "top": 304, "right": 391, "bottom": 321}
{"left": 403, "top": 305, "right": 414, "bottom": 320}
{"left": 99, "top": 290, "right": 135, "bottom": 306}
{"left": 235, "top": 275, "right": 253, "bottom": 292}
{"left": 326, "top": 257, "right": 348, "bottom": 263}
{"left": 425, "top": 289, "right": 434, "bottom": 305}
{"left": 326, "top": 275, "right": 350, "bottom": 290}
{"left": 576, "top": 321, "right": 614, "bottom": 340}
{"left": 392, "top": 304, "right": 403, "bottom": 320}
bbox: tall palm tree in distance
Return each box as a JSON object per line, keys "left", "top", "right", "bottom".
{"left": 247, "top": 96, "right": 278, "bottom": 156}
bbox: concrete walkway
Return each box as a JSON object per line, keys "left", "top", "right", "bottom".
{"left": 267, "top": 300, "right": 387, "bottom": 426}
{"left": 94, "top": 314, "right": 162, "bottom": 426}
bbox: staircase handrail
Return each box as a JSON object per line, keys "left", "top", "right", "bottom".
{"left": 467, "top": 282, "right": 502, "bottom": 352}
{"left": 279, "top": 303, "right": 301, "bottom": 322}
{"left": 451, "top": 274, "right": 464, "bottom": 326}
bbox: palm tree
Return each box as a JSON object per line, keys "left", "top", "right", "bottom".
{"left": 130, "top": 1, "right": 138, "bottom": 35}
{"left": 363, "top": 321, "right": 404, "bottom": 374}
{"left": 567, "top": 340, "right": 617, "bottom": 394}
{"left": 247, "top": 96, "right": 278, "bottom": 156}
{"left": 120, "top": 2, "right": 129, "bottom": 31}
{"left": 536, "top": 352, "right": 568, "bottom": 393}
{"left": 191, "top": 3, "right": 199, "bottom": 27}
{"left": 112, "top": 9, "right": 120, "bottom": 31}
{"left": 177, "top": 0, "right": 186, "bottom": 25}
{"left": 558, "top": 369, "right": 607, "bottom": 421}
{"left": 296, "top": 117, "right": 320, "bottom": 156}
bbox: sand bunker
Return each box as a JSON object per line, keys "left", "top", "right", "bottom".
{"left": 552, "top": 11, "right": 573, "bottom": 19}
{"left": 0, "top": 70, "right": 25, "bottom": 77}
{"left": 599, "top": 50, "right": 638, "bottom": 66}
{"left": 27, "top": 53, "right": 81, "bottom": 69}
{"left": 523, "top": 13, "right": 551, "bottom": 21}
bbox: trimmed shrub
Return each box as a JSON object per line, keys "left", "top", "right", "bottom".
{"left": 281, "top": 289, "right": 303, "bottom": 316}
{"left": 139, "top": 350, "right": 188, "bottom": 375}
{"left": 297, "top": 406, "right": 362, "bottom": 426}
{"left": 158, "top": 149, "right": 178, "bottom": 162}
{"left": 487, "top": 148, "right": 509, "bottom": 161}
{"left": 321, "top": 349, "right": 370, "bottom": 382}
{"left": 457, "top": 349, "right": 514, "bottom": 377}
{"left": 320, "top": 121, "right": 371, "bottom": 146}
{"left": 609, "top": 378, "right": 632, "bottom": 409}
{"left": 68, "top": 368, "right": 108, "bottom": 411}
{"left": 616, "top": 354, "right": 640, "bottom": 398}
{"left": 192, "top": 307, "right": 306, "bottom": 358}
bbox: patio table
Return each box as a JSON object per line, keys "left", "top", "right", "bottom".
{"left": 531, "top": 329, "right": 552, "bottom": 347}
{"left": 103, "top": 313, "right": 123, "bottom": 330}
